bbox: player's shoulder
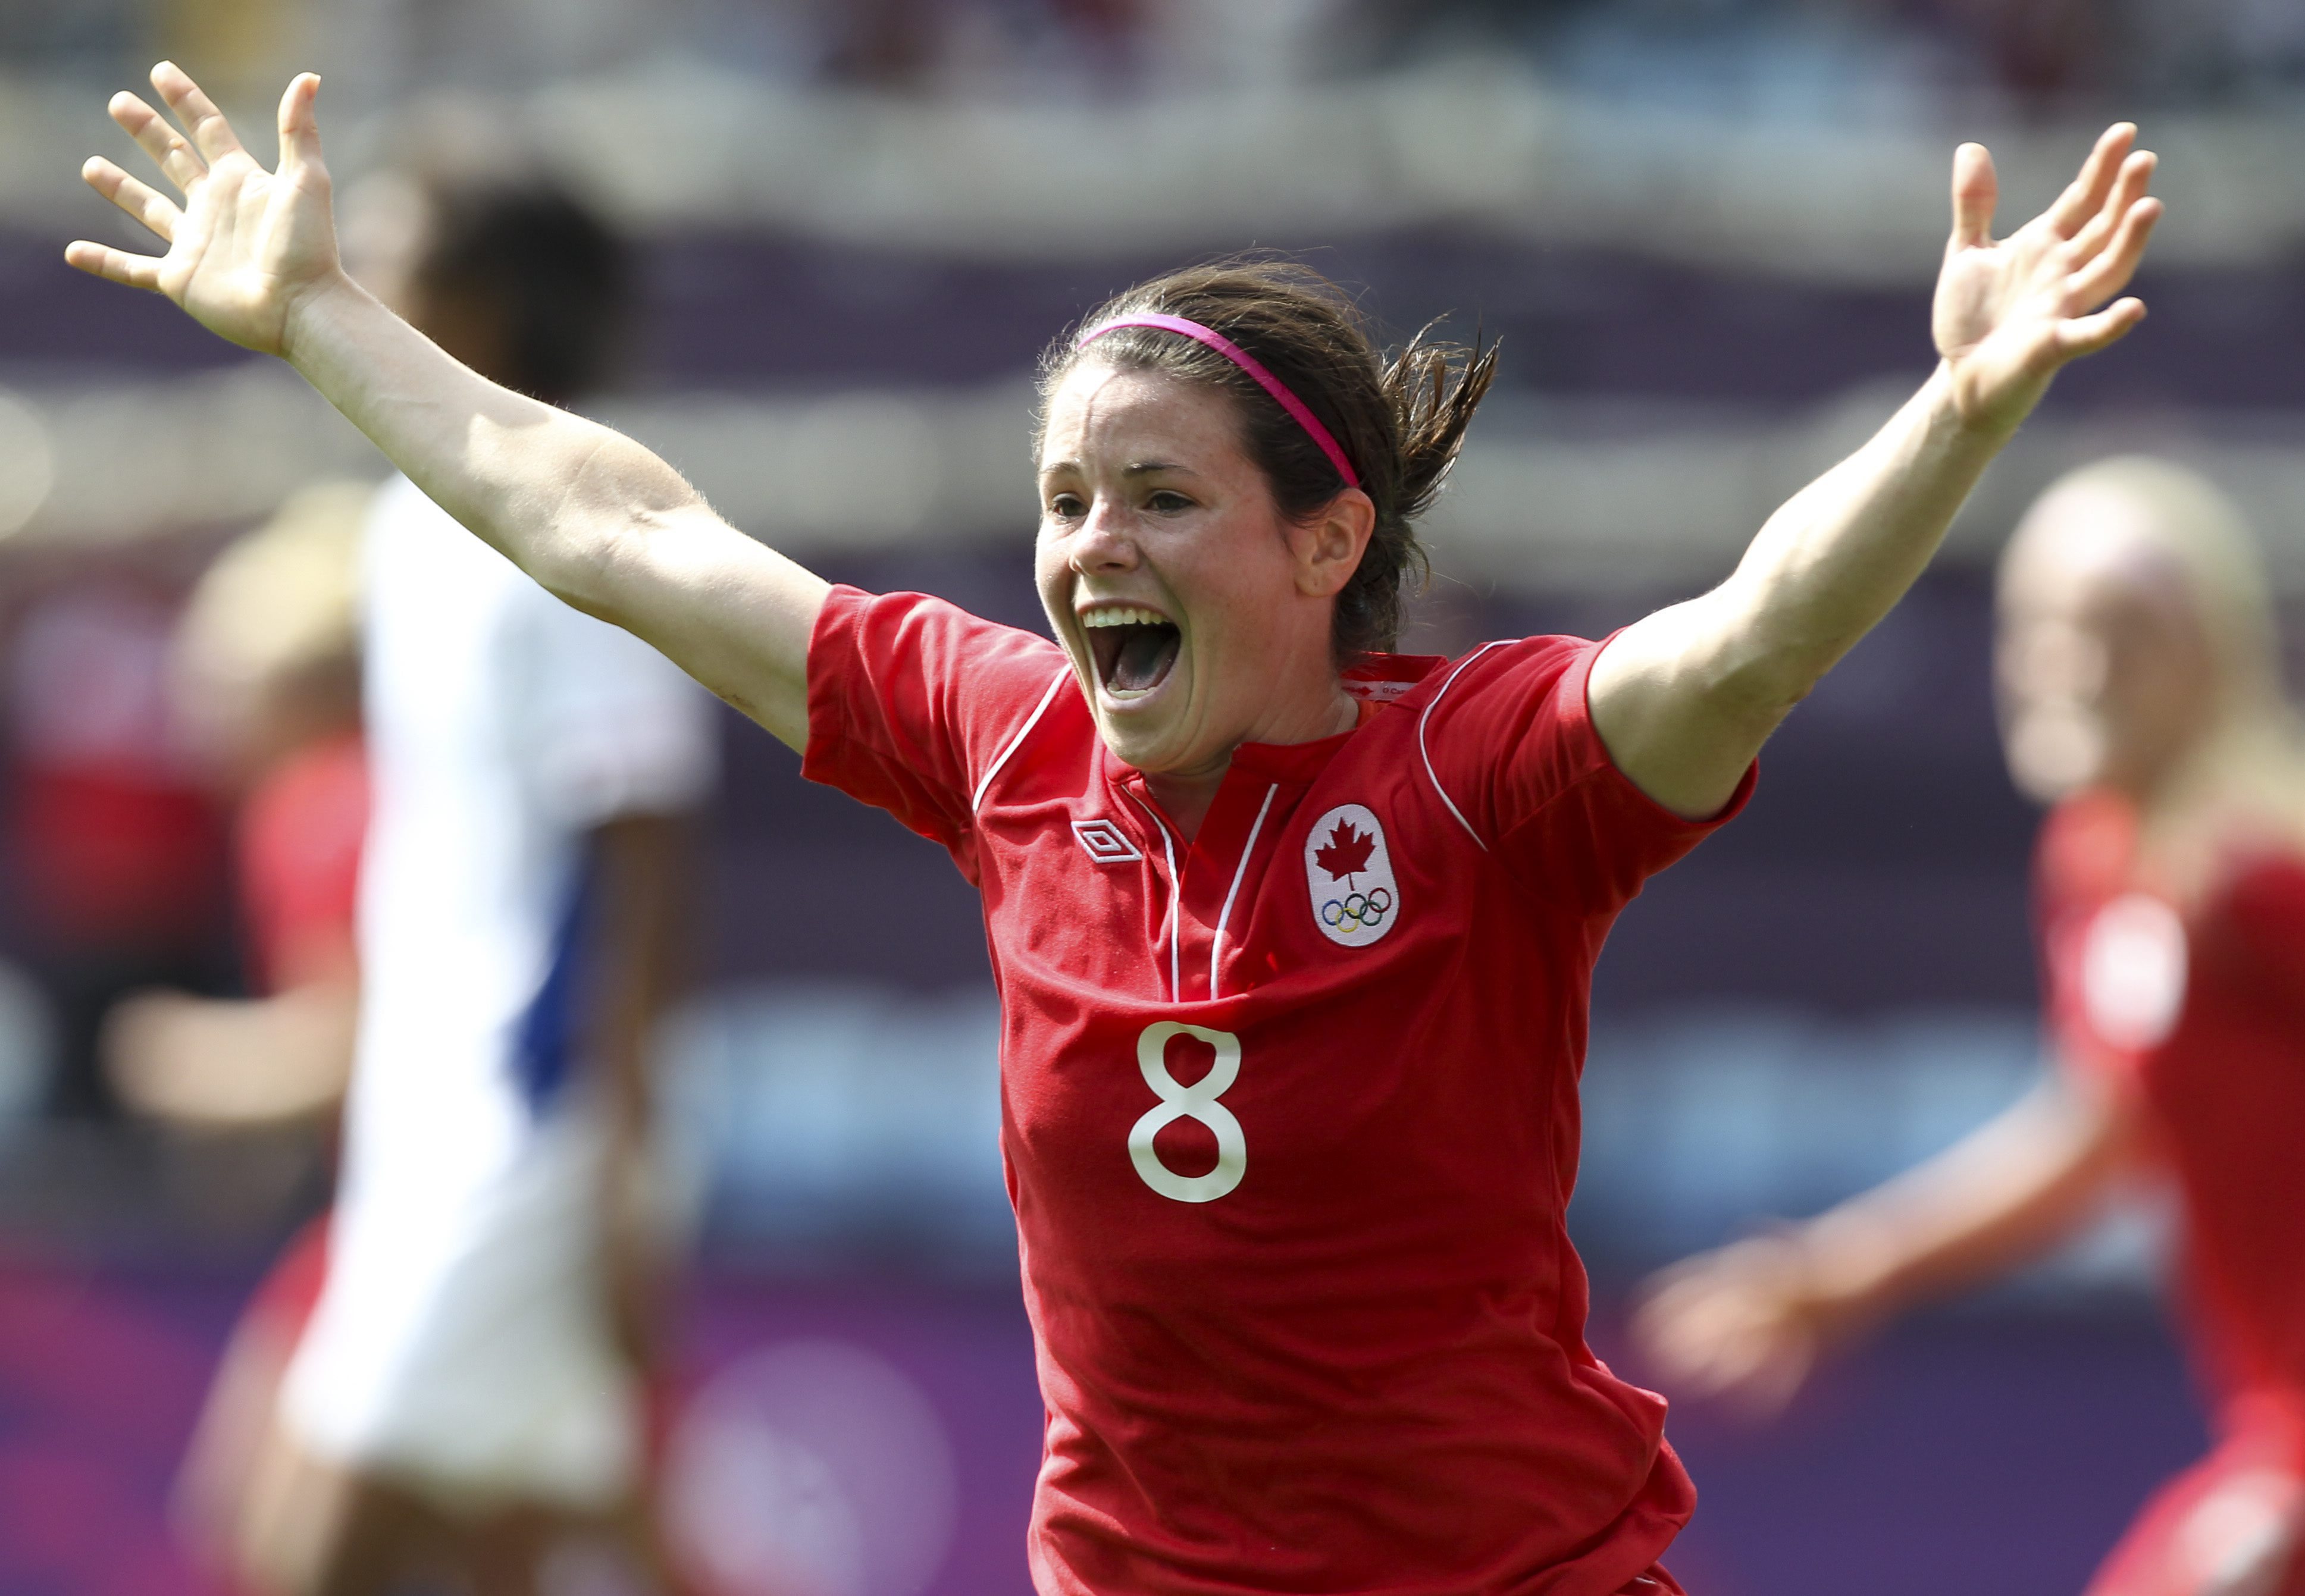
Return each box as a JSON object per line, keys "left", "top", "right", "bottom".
{"left": 1410, "top": 631, "right": 1595, "bottom": 700}
{"left": 826, "top": 582, "right": 1059, "bottom": 645}
{"left": 2200, "top": 841, "right": 2305, "bottom": 949}
{"left": 1359, "top": 634, "right": 1591, "bottom": 722}
{"left": 820, "top": 584, "right": 1069, "bottom": 697}
{"left": 1336, "top": 635, "right": 1612, "bottom": 850}
{"left": 1395, "top": 635, "right": 1604, "bottom": 770}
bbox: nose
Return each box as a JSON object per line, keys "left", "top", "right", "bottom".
{"left": 1069, "top": 493, "right": 1139, "bottom": 576}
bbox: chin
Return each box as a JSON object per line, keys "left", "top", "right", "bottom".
{"left": 1094, "top": 721, "right": 1173, "bottom": 775}
{"left": 1087, "top": 672, "right": 1198, "bottom": 775}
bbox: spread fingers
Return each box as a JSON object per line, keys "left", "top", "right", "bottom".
{"left": 2066, "top": 196, "right": 2163, "bottom": 312}
{"left": 82, "top": 156, "right": 181, "bottom": 244}
{"left": 2045, "top": 123, "right": 2135, "bottom": 239}
{"left": 109, "top": 91, "right": 206, "bottom": 194}
{"left": 62, "top": 240, "right": 165, "bottom": 293}
{"left": 2064, "top": 150, "right": 2157, "bottom": 268}
{"left": 149, "top": 61, "right": 247, "bottom": 165}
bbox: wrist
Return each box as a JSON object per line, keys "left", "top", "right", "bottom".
{"left": 1928, "top": 358, "right": 2007, "bottom": 441}
{"left": 278, "top": 267, "right": 367, "bottom": 373}
{"left": 1930, "top": 355, "right": 2035, "bottom": 451}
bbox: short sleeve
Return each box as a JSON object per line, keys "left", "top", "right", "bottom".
{"left": 516, "top": 584, "right": 719, "bottom": 827}
{"left": 801, "top": 586, "right": 1072, "bottom": 857}
{"left": 1419, "top": 632, "right": 1752, "bottom": 915}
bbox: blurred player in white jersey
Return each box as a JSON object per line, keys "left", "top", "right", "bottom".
{"left": 270, "top": 168, "right": 718, "bottom": 1595}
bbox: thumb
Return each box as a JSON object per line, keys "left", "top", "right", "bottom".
{"left": 277, "top": 72, "right": 324, "bottom": 173}
{"left": 1948, "top": 140, "right": 1997, "bottom": 252}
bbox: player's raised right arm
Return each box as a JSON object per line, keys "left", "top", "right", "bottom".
{"left": 67, "top": 65, "right": 828, "bottom": 751}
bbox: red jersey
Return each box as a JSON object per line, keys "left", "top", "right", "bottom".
{"left": 2040, "top": 791, "right": 2305, "bottom": 1459}
{"left": 804, "top": 587, "right": 1747, "bottom": 1595}
{"left": 237, "top": 733, "right": 369, "bottom": 994}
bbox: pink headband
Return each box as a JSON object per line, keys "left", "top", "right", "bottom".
{"left": 1075, "top": 313, "right": 1360, "bottom": 490}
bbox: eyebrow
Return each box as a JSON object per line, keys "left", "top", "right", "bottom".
{"left": 1036, "top": 459, "right": 1194, "bottom": 482}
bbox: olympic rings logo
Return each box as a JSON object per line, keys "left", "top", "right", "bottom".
{"left": 1319, "top": 887, "right": 1393, "bottom": 933}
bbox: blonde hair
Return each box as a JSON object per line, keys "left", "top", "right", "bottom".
{"left": 2010, "top": 456, "right": 2305, "bottom": 886}
{"left": 176, "top": 480, "right": 371, "bottom": 762}
{"left": 2010, "top": 455, "right": 2281, "bottom": 703}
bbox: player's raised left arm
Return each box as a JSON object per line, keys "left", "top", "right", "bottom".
{"left": 1588, "top": 126, "right": 2162, "bottom": 819}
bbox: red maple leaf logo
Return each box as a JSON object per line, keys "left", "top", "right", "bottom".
{"left": 1314, "top": 819, "right": 1376, "bottom": 884}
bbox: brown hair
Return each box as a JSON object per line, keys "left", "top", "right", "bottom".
{"left": 1039, "top": 257, "right": 1499, "bottom": 660}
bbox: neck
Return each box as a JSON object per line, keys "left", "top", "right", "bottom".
{"left": 1146, "top": 684, "right": 1359, "bottom": 841}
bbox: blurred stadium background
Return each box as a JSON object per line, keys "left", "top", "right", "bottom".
{"left": 5, "top": 1, "right": 2305, "bottom": 1592}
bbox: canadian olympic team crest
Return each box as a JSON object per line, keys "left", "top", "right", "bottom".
{"left": 1304, "top": 804, "right": 1399, "bottom": 948}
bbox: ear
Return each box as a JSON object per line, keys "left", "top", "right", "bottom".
{"left": 1289, "top": 488, "right": 1376, "bottom": 600}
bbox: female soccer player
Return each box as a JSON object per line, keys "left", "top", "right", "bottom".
{"left": 106, "top": 481, "right": 367, "bottom": 1591}
{"left": 70, "top": 64, "right": 2159, "bottom": 1594}
{"left": 1637, "top": 458, "right": 2305, "bottom": 1596}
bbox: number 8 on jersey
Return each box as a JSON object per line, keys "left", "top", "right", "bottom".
{"left": 1129, "top": 1022, "right": 1246, "bottom": 1203}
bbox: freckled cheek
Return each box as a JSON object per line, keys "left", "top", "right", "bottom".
{"left": 1031, "top": 535, "right": 1070, "bottom": 597}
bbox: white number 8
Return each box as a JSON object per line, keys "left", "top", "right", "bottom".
{"left": 1129, "top": 1022, "right": 1246, "bottom": 1203}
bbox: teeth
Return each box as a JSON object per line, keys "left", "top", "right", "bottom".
{"left": 1079, "top": 606, "right": 1170, "bottom": 629}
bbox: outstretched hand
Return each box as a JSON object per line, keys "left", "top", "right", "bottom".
{"left": 1630, "top": 1234, "right": 1833, "bottom": 1418}
{"left": 1934, "top": 123, "right": 2162, "bottom": 435}
{"left": 65, "top": 63, "right": 344, "bottom": 360}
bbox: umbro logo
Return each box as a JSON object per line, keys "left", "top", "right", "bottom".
{"left": 1072, "top": 819, "right": 1142, "bottom": 864}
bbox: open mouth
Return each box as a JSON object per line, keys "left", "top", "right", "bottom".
{"left": 1081, "top": 606, "right": 1181, "bottom": 699}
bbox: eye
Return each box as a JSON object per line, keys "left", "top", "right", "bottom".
{"left": 1047, "top": 493, "right": 1086, "bottom": 520}
{"left": 1146, "top": 490, "right": 1193, "bottom": 514}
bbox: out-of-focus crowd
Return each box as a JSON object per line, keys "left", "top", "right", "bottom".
{"left": 0, "top": 543, "right": 233, "bottom": 1126}
{"left": 8, "top": 0, "right": 2305, "bottom": 109}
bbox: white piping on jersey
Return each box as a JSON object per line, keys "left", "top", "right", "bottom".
{"left": 971, "top": 668, "right": 1071, "bottom": 814}
{"left": 1418, "top": 641, "right": 1507, "bottom": 852}
{"left": 1122, "top": 787, "right": 1183, "bottom": 1002}
{"left": 1208, "top": 782, "right": 1277, "bottom": 1002}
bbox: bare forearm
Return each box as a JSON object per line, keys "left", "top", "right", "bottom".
{"left": 283, "top": 275, "right": 696, "bottom": 610}
{"left": 1795, "top": 1077, "right": 2129, "bottom": 1328}
{"left": 1592, "top": 366, "right": 2005, "bottom": 816}
{"left": 1713, "top": 364, "right": 2002, "bottom": 711}
{"left": 281, "top": 274, "right": 825, "bottom": 746}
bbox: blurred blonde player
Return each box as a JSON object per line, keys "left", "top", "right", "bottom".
{"left": 1637, "top": 457, "right": 2305, "bottom": 1596}
{"left": 248, "top": 169, "right": 716, "bottom": 1594}
{"left": 105, "top": 479, "right": 370, "bottom": 1590}
{"left": 110, "top": 478, "right": 371, "bottom": 1138}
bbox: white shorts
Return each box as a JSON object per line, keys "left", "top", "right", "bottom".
{"left": 280, "top": 1105, "right": 641, "bottom": 1510}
